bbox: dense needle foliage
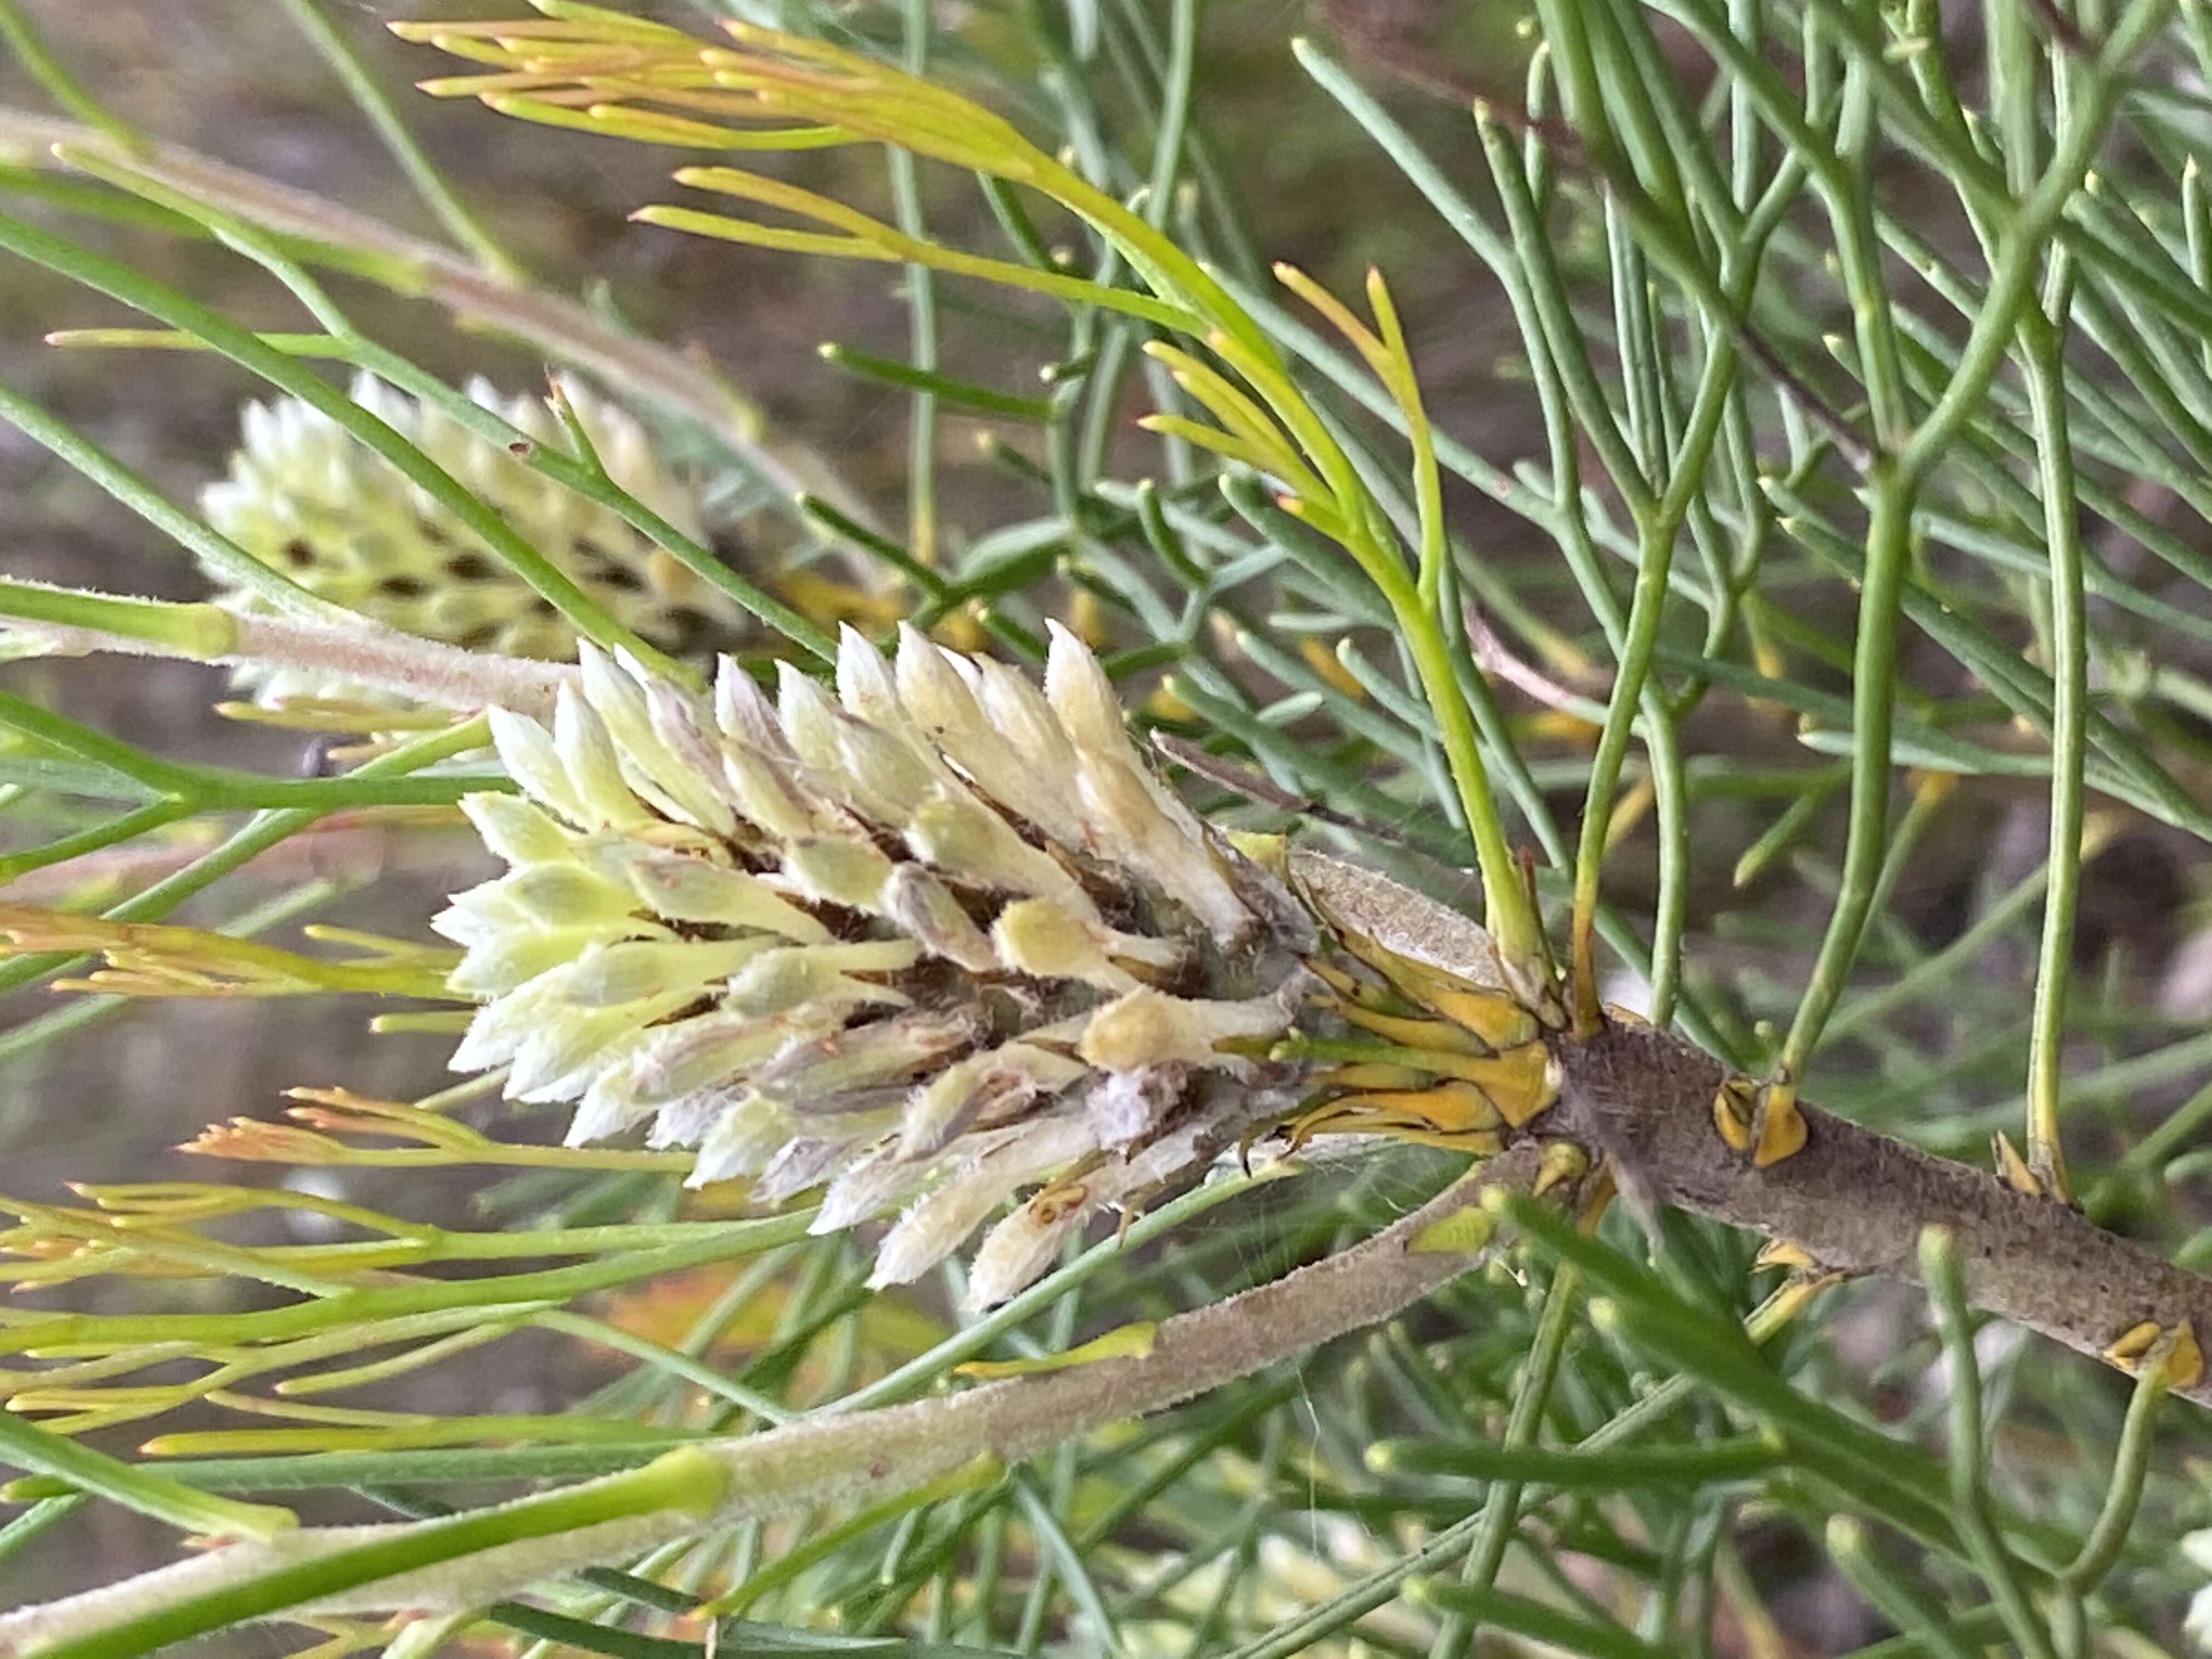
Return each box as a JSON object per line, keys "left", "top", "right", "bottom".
{"left": 3, "top": 0, "right": 2212, "bottom": 1653}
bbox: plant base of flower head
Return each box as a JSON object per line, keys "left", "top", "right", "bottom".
{"left": 438, "top": 625, "right": 1338, "bottom": 1308}
{"left": 1266, "top": 847, "right": 1564, "bottom": 1156}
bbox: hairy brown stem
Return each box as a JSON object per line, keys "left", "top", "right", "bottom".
{"left": 1297, "top": 848, "right": 2212, "bottom": 1403}
{"left": 1550, "top": 1017, "right": 2212, "bottom": 1402}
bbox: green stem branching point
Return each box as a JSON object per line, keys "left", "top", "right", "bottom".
{"left": 0, "top": 581, "right": 235, "bottom": 661}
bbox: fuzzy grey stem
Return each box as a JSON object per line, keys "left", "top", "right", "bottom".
{"left": 20, "top": 613, "right": 573, "bottom": 720}
{"left": 0, "top": 1153, "right": 1536, "bottom": 1653}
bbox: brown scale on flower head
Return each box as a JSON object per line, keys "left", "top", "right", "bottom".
{"left": 438, "top": 624, "right": 1334, "bottom": 1307}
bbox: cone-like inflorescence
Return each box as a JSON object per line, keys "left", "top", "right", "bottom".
{"left": 202, "top": 374, "right": 749, "bottom": 699}
{"left": 437, "top": 626, "right": 1329, "bottom": 1306}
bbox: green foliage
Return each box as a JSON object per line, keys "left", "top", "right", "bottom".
{"left": 3, "top": 0, "right": 2212, "bottom": 1653}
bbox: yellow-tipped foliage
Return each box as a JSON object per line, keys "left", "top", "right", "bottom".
{"left": 393, "top": 10, "right": 1542, "bottom": 962}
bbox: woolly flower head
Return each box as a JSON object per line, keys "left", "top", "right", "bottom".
{"left": 202, "top": 373, "right": 748, "bottom": 699}
{"left": 437, "top": 625, "right": 1325, "bottom": 1306}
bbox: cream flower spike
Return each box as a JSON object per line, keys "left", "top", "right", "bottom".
{"left": 201, "top": 373, "right": 749, "bottom": 701}
{"left": 439, "top": 633, "right": 1321, "bottom": 1306}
